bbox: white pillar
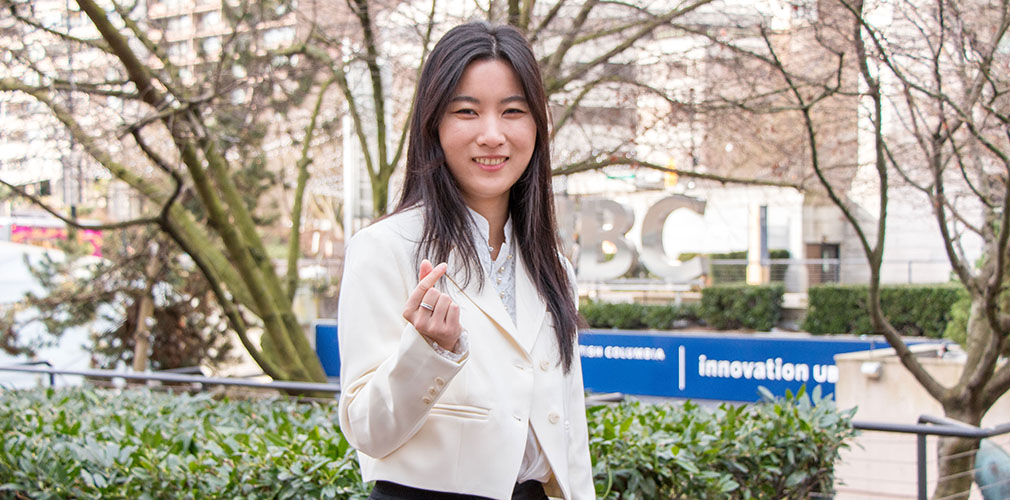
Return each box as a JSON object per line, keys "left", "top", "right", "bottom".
{"left": 746, "top": 203, "right": 769, "bottom": 285}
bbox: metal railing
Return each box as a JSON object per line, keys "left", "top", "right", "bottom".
{"left": 9, "top": 360, "right": 56, "bottom": 387}
{"left": 0, "top": 364, "right": 341, "bottom": 396}
{"left": 708, "top": 258, "right": 955, "bottom": 292}
{"left": 574, "top": 258, "right": 955, "bottom": 296}
{"left": 3, "top": 364, "right": 1009, "bottom": 498}
{"left": 848, "top": 416, "right": 1010, "bottom": 500}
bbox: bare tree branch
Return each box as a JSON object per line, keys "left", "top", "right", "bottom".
{"left": 553, "top": 155, "right": 804, "bottom": 189}
{"left": 0, "top": 178, "right": 160, "bottom": 231}
{"left": 286, "top": 76, "right": 335, "bottom": 303}
{"left": 108, "top": 0, "right": 186, "bottom": 100}
{"left": 6, "top": 5, "right": 111, "bottom": 52}
{"left": 545, "top": 0, "right": 716, "bottom": 93}
{"left": 527, "top": 0, "right": 567, "bottom": 43}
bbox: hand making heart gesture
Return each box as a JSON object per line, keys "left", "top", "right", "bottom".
{"left": 403, "top": 259, "right": 462, "bottom": 351}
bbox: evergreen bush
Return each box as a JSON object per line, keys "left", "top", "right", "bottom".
{"left": 699, "top": 284, "right": 784, "bottom": 331}
{"left": 0, "top": 388, "right": 366, "bottom": 499}
{"left": 580, "top": 301, "right": 700, "bottom": 330}
{"left": 679, "top": 250, "right": 791, "bottom": 285}
{"left": 0, "top": 386, "right": 856, "bottom": 500}
{"left": 942, "top": 289, "right": 971, "bottom": 347}
{"left": 803, "top": 284, "right": 962, "bottom": 337}
{"left": 589, "top": 386, "right": 856, "bottom": 499}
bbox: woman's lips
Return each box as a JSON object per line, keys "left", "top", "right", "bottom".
{"left": 474, "top": 156, "right": 507, "bottom": 170}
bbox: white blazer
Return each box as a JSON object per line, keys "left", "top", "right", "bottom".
{"left": 337, "top": 207, "right": 595, "bottom": 500}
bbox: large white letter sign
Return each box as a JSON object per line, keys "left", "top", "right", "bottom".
{"left": 639, "top": 195, "right": 707, "bottom": 282}
{"left": 578, "top": 199, "right": 637, "bottom": 281}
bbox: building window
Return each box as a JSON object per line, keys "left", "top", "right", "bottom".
{"left": 157, "top": 0, "right": 185, "bottom": 10}
{"left": 168, "top": 42, "right": 189, "bottom": 60}
{"left": 806, "top": 243, "right": 840, "bottom": 284}
{"left": 199, "top": 10, "right": 221, "bottom": 31}
{"left": 166, "top": 15, "right": 192, "bottom": 32}
{"left": 262, "top": 27, "right": 295, "bottom": 49}
{"left": 201, "top": 37, "right": 222, "bottom": 55}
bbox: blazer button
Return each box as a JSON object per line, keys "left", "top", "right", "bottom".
{"left": 548, "top": 411, "right": 561, "bottom": 424}
{"left": 434, "top": 376, "right": 446, "bottom": 386}
{"left": 427, "top": 386, "right": 438, "bottom": 396}
{"left": 539, "top": 360, "right": 551, "bottom": 371}
{"left": 423, "top": 396, "right": 433, "bottom": 405}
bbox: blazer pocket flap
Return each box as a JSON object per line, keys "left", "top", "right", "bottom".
{"left": 429, "top": 403, "right": 491, "bottom": 421}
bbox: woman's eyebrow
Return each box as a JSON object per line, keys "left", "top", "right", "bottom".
{"left": 448, "top": 95, "right": 527, "bottom": 104}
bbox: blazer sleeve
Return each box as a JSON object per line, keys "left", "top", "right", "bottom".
{"left": 337, "top": 228, "right": 468, "bottom": 459}
{"left": 562, "top": 258, "right": 596, "bottom": 499}
{"left": 566, "top": 348, "right": 596, "bottom": 499}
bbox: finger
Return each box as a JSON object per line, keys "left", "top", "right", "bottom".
{"left": 404, "top": 262, "right": 448, "bottom": 318}
{"left": 446, "top": 302, "right": 460, "bottom": 330}
{"left": 405, "top": 262, "right": 443, "bottom": 313}
{"left": 404, "top": 283, "right": 426, "bottom": 314}
{"left": 419, "top": 262, "right": 447, "bottom": 291}
{"left": 418, "top": 259, "right": 433, "bottom": 281}
{"left": 421, "top": 288, "right": 442, "bottom": 314}
{"left": 431, "top": 293, "right": 453, "bottom": 322}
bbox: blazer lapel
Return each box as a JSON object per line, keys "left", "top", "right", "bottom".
{"left": 444, "top": 263, "right": 529, "bottom": 355}
{"left": 514, "top": 253, "right": 547, "bottom": 354}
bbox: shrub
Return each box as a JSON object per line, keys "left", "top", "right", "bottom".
{"left": 679, "top": 250, "right": 791, "bottom": 285}
{"left": 579, "top": 301, "right": 646, "bottom": 329}
{"left": 803, "top": 284, "right": 963, "bottom": 337}
{"left": 642, "top": 304, "right": 680, "bottom": 330}
{"left": 605, "top": 303, "right": 647, "bottom": 329}
{"left": 580, "top": 301, "right": 700, "bottom": 330}
{"left": 588, "top": 386, "right": 856, "bottom": 499}
{"left": 0, "top": 388, "right": 367, "bottom": 499}
{"left": 0, "top": 386, "right": 856, "bottom": 499}
{"left": 942, "top": 290, "right": 970, "bottom": 347}
{"left": 579, "top": 298, "right": 610, "bottom": 328}
{"left": 700, "top": 284, "right": 784, "bottom": 331}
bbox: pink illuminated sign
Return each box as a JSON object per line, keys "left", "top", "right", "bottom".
{"left": 10, "top": 225, "right": 103, "bottom": 256}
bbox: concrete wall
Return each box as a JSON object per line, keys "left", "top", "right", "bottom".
{"left": 833, "top": 345, "right": 1010, "bottom": 499}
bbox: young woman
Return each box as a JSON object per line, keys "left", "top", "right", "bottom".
{"left": 337, "top": 22, "right": 594, "bottom": 500}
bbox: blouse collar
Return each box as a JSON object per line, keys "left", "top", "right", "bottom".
{"left": 466, "top": 207, "right": 513, "bottom": 255}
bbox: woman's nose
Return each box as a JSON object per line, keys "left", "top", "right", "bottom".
{"left": 476, "top": 118, "right": 506, "bottom": 147}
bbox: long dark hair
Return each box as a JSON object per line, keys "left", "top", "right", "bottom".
{"left": 394, "top": 22, "right": 579, "bottom": 372}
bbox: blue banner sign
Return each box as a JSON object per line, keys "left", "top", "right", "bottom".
{"left": 315, "top": 323, "right": 936, "bottom": 402}
{"left": 578, "top": 330, "right": 935, "bottom": 402}
{"left": 315, "top": 321, "right": 340, "bottom": 378}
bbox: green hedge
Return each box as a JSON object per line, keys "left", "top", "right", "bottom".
{"left": 590, "top": 386, "right": 855, "bottom": 499}
{"left": 580, "top": 300, "right": 700, "bottom": 330}
{"left": 1, "top": 386, "right": 856, "bottom": 499}
{"left": 679, "top": 250, "right": 791, "bottom": 285}
{"left": 0, "top": 388, "right": 366, "bottom": 500}
{"left": 802, "top": 284, "right": 963, "bottom": 337}
{"left": 700, "top": 284, "right": 784, "bottom": 331}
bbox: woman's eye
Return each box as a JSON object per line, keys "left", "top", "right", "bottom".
{"left": 454, "top": 109, "right": 477, "bottom": 116}
{"left": 504, "top": 108, "right": 526, "bottom": 115}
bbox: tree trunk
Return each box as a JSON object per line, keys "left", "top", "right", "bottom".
{"left": 934, "top": 297, "right": 989, "bottom": 499}
{"left": 933, "top": 435, "right": 980, "bottom": 500}
{"left": 131, "top": 246, "right": 161, "bottom": 373}
{"left": 131, "top": 293, "right": 154, "bottom": 372}
{"left": 371, "top": 171, "right": 389, "bottom": 217}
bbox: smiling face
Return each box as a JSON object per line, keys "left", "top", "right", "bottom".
{"left": 438, "top": 58, "right": 536, "bottom": 217}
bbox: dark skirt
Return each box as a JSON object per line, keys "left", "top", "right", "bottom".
{"left": 368, "top": 480, "right": 549, "bottom": 500}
